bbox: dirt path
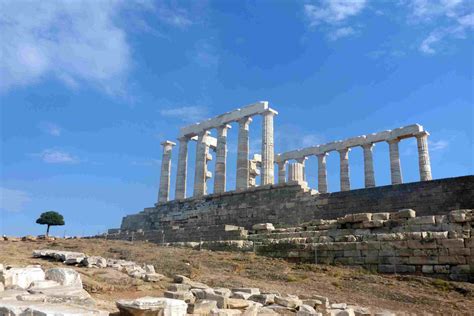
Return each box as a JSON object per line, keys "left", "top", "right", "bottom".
{"left": 1, "top": 239, "right": 472, "bottom": 314}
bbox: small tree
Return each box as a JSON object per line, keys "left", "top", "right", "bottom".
{"left": 36, "top": 211, "right": 65, "bottom": 237}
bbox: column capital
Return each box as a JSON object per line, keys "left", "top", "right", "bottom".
{"left": 161, "top": 140, "right": 176, "bottom": 148}
{"left": 177, "top": 136, "right": 189, "bottom": 143}
{"left": 217, "top": 124, "right": 232, "bottom": 131}
{"left": 414, "top": 131, "right": 430, "bottom": 138}
{"left": 316, "top": 152, "right": 329, "bottom": 158}
{"left": 296, "top": 157, "right": 308, "bottom": 164}
{"left": 361, "top": 142, "right": 375, "bottom": 150}
{"left": 238, "top": 116, "right": 253, "bottom": 127}
{"left": 277, "top": 160, "right": 287, "bottom": 166}
{"left": 387, "top": 137, "right": 400, "bottom": 144}
{"left": 337, "top": 147, "right": 351, "bottom": 154}
{"left": 262, "top": 108, "right": 278, "bottom": 116}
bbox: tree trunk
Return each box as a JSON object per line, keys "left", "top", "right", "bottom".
{"left": 46, "top": 225, "right": 50, "bottom": 237}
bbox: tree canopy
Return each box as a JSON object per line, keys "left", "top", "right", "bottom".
{"left": 36, "top": 211, "right": 65, "bottom": 236}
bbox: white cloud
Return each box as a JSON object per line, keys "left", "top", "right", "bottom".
{"left": 304, "top": 0, "right": 367, "bottom": 26}
{"left": 329, "top": 27, "right": 357, "bottom": 40}
{"left": 39, "top": 122, "right": 61, "bottom": 136}
{"left": 159, "top": 106, "right": 210, "bottom": 123}
{"left": 0, "top": 0, "right": 131, "bottom": 95}
{"left": 0, "top": 187, "right": 31, "bottom": 212}
{"left": 429, "top": 139, "right": 449, "bottom": 151}
{"left": 405, "top": 0, "right": 474, "bottom": 54}
{"left": 35, "top": 149, "right": 79, "bottom": 164}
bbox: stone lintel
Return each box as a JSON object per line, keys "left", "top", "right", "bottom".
{"left": 179, "top": 101, "right": 272, "bottom": 138}
{"left": 161, "top": 140, "right": 177, "bottom": 147}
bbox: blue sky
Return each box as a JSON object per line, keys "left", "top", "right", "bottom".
{"left": 1, "top": 0, "right": 473, "bottom": 237}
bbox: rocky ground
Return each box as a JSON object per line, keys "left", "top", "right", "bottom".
{"left": 0, "top": 238, "right": 473, "bottom": 315}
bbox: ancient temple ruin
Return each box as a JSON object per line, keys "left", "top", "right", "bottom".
{"left": 156, "top": 101, "right": 433, "bottom": 203}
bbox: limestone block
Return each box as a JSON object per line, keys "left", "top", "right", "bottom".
{"left": 372, "top": 213, "right": 390, "bottom": 221}
{"left": 274, "top": 295, "right": 302, "bottom": 308}
{"left": 205, "top": 292, "right": 229, "bottom": 308}
{"left": 302, "top": 299, "right": 325, "bottom": 308}
{"left": 248, "top": 293, "right": 275, "bottom": 305}
{"left": 407, "top": 216, "right": 435, "bottom": 225}
{"left": 28, "top": 280, "right": 60, "bottom": 290}
{"left": 83, "top": 256, "right": 107, "bottom": 268}
{"left": 297, "top": 304, "right": 321, "bottom": 316}
{"left": 188, "top": 299, "right": 218, "bottom": 315}
{"left": 0, "top": 289, "right": 30, "bottom": 300}
{"left": 232, "top": 292, "right": 252, "bottom": 300}
{"left": 433, "top": 265, "right": 450, "bottom": 273}
{"left": 391, "top": 209, "right": 416, "bottom": 219}
{"left": 144, "top": 264, "right": 156, "bottom": 274}
{"left": 406, "top": 240, "right": 437, "bottom": 249}
{"left": 144, "top": 273, "right": 165, "bottom": 282}
{"left": 331, "top": 303, "right": 347, "bottom": 309}
{"left": 408, "top": 256, "right": 438, "bottom": 265}
{"left": 29, "top": 285, "right": 93, "bottom": 306}
{"left": 45, "top": 268, "right": 82, "bottom": 288}
{"left": 352, "top": 213, "right": 372, "bottom": 222}
{"left": 227, "top": 298, "right": 250, "bottom": 309}
{"left": 326, "top": 309, "right": 355, "bottom": 316}
{"left": 252, "top": 223, "right": 275, "bottom": 232}
{"left": 450, "top": 265, "right": 471, "bottom": 274}
{"left": 348, "top": 306, "right": 371, "bottom": 316}
{"left": 449, "top": 210, "right": 470, "bottom": 223}
{"left": 255, "top": 306, "right": 279, "bottom": 315}
{"left": 168, "top": 283, "right": 192, "bottom": 292}
{"left": 1, "top": 267, "right": 45, "bottom": 289}
{"left": 192, "top": 288, "right": 216, "bottom": 299}
{"left": 438, "top": 255, "right": 466, "bottom": 265}
{"left": 165, "top": 290, "right": 195, "bottom": 303}
{"left": 440, "top": 238, "right": 464, "bottom": 248}
{"left": 211, "top": 308, "right": 243, "bottom": 316}
{"left": 422, "top": 265, "right": 434, "bottom": 273}
{"left": 116, "top": 296, "right": 188, "bottom": 316}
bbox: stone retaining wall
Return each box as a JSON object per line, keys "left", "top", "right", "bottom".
{"left": 119, "top": 176, "right": 474, "bottom": 232}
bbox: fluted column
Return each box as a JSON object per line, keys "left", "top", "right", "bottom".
{"left": 416, "top": 131, "right": 432, "bottom": 181}
{"left": 193, "top": 131, "right": 209, "bottom": 197}
{"left": 388, "top": 138, "right": 402, "bottom": 184}
{"left": 214, "top": 124, "right": 231, "bottom": 193}
{"left": 277, "top": 161, "right": 287, "bottom": 183}
{"left": 175, "top": 137, "right": 189, "bottom": 199}
{"left": 158, "top": 141, "right": 176, "bottom": 203}
{"left": 317, "top": 153, "right": 328, "bottom": 193}
{"left": 288, "top": 162, "right": 304, "bottom": 183}
{"left": 296, "top": 157, "right": 308, "bottom": 182}
{"left": 261, "top": 109, "right": 277, "bottom": 185}
{"left": 362, "top": 143, "right": 375, "bottom": 188}
{"left": 236, "top": 117, "right": 252, "bottom": 190}
{"left": 338, "top": 148, "right": 351, "bottom": 191}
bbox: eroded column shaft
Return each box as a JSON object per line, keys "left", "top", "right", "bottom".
{"left": 193, "top": 131, "right": 209, "bottom": 197}
{"left": 416, "top": 132, "right": 432, "bottom": 181}
{"left": 362, "top": 143, "right": 375, "bottom": 188}
{"left": 214, "top": 125, "right": 230, "bottom": 193}
{"left": 175, "top": 137, "right": 188, "bottom": 199}
{"left": 388, "top": 139, "right": 403, "bottom": 185}
{"left": 158, "top": 141, "right": 176, "bottom": 203}
{"left": 236, "top": 117, "right": 252, "bottom": 190}
{"left": 339, "top": 148, "right": 351, "bottom": 191}
{"left": 277, "top": 161, "right": 287, "bottom": 183}
{"left": 317, "top": 153, "right": 328, "bottom": 193}
{"left": 261, "top": 110, "right": 276, "bottom": 185}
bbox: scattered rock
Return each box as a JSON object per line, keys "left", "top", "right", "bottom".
{"left": 0, "top": 267, "right": 45, "bottom": 289}
{"left": 297, "top": 304, "right": 321, "bottom": 316}
{"left": 45, "top": 268, "right": 82, "bottom": 288}
{"left": 116, "top": 296, "right": 188, "bottom": 316}
{"left": 252, "top": 223, "right": 275, "bottom": 232}
{"left": 188, "top": 299, "right": 218, "bottom": 315}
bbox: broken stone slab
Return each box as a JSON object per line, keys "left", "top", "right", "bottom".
{"left": 144, "top": 264, "right": 156, "bottom": 274}
{"left": 0, "top": 289, "right": 30, "bottom": 300}
{"left": 45, "top": 268, "right": 82, "bottom": 288}
{"left": 255, "top": 307, "right": 279, "bottom": 315}
{"left": 232, "top": 288, "right": 260, "bottom": 295}
{"left": 214, "top": 288, "right": 232, "bottom": 298}
{"left": 274, "top": 295, "right": 302, "bottom": 309}
{"left": 16, "top": 293, "right": 48, "bottom": 302}
{"left": 29, "top": 285, "right": 94, "bottom": 306}
{"left": 248, "top": 293, "right": 275, "bottom": 305}
{"left": 116, "top": 296, "right": 188, "bottom": 316}
{"left": 327, "top": 309, "right": 355, "bottom": 316}
{"left": 0, "top": 300, "right": 107, "bottom": 316}
{"left": 265, "top": 304, "right": 296, "bottom": 314}
{"left": 188, "top": 299, "right": 218, "bottom": 315}
{"left": 227, "top": 298, "right": 250, "bottom": 309}
{"left": 168, "top": 283, "right": 192, "bottom": 292}
{"left": 28, "top": 280, "right": 60, "bottom": 290}
{"left": 191, "top": 288, "right": 215, "bottom": 300}
{"left": 348, "top": 306, "right": 371, "bottom": 316}
{"left": 232, "top": 292, "right": 252, "bottom": 300}
{"left": 174, "top": 275, "right": 209, "bottom": 289}
{"left": 297, "top": 304, "right": 321, "bottom": 316}
{"left": 252, "top": 223, "right": 275, "bottom": 232}
{"left": 204, "top": 292, "right": 229, "bottom": 308}
{"left": 164, "top": 290, "right": 195, "bottom": 303}
{"left": 211, "top": 308, "right": 243, "bottom": 316}
{"left": 83, "top": 256, "right": 107, "bottom": 268}
{"left": 144, "top": 273, "right": 165, "bottom": 282}
{"left": 0, "top": 267, "right": 45, "bottom": 289}
{"left": 331, "top": 303, "right": 347, "bottom": 309}
{"left": 391, "top": 209, "right": 416, "bottom": 219}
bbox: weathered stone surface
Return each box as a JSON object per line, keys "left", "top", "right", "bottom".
{"left": 28, "top": 280, "right": 60, "bottom": 290}
{"left": 232, "top": 288, "right": 260, "bottom": 295}
{"left": 188, "top": 299, "right": 218, "bottom": 315}
{"left": 296, "top": 304, "right": 321, "bottom": 316}
{"left": 164, "top": 290, "right": 195, "bottom": 303}
{"left": 29, "top": 285, "right": 93, "bottom": 305}
{"left": 45, "top": 268, "right": 82, "bottom": 288}
{"left": 116, "top": 296, "right": 188, "bottom": 316}
{"left": 249, "top": 294, "right": 275, "bottom": 305}
{"left": 0, "top": 289, "right": 30, "bottom": 300}
{"left": 83, "top": 256, "right": 107, "bottom": 268}
{"left": 232, "top": 292, "right": 252, "bottom": 300}
{"left": 0, "top": 267, "right": 45, "bottom": 289}
{"left": 211, "top": 308, "right": 243, "bottom": 316}
{"left": 227, "top": 298, "right": 250, "bottom": 309}
{"left": 274, "top": 295, "right": 302, "bottom": 308}
{"left": 252, "top": 223, "right": 275, "bottom": 232}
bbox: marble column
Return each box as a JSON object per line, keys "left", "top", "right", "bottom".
{"left": 388, "top": 138, "right": 402, "bottom": 185}
{"left": 193, "top": 131, "right": 209, "bottom": 197}
{"left": 362, "top": 143, "right": 375, "bottom": 188}
{"left": 261, "top": 109, "right": 277, "bottom": 185}
{"left": 317, "top": 153, "right": 328, "bottom": 193}
{"left": 236, "top": 117, "right": 252, "bottom": 190}
{"left": 416, "top": 131, "right": 432, "bottom": 181}
{"left": 214, "top": 124, "right": 231, "bottom": 193}
{"left": 277, "top": 161, "right": 287, "bottom": 184}
{"left": 175, "top": 137, "right": 189, "bottom": 200}
{"left": 296, "top": 157, "right": 308, "bottom": 182}
{"left": 288, "top": 162, "right": 304, "bottom": 184}
{"left": 338, "top": 148, "right": 351, "bottom": 191}
{"left": 158, "top": 140, "right": 176, "bottom": 203}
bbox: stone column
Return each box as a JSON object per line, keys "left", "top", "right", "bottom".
{"left": 416, "top": 131, "right": 432, "bottom": 181}
{"left": 175, "top": 137, "right": 189, "bottom": 199}
{"left": 261, "top": 109, "right": 277, "bottom": 185}
{"left": 277, "top": 161, "right": 287, "bottom": 184}
{"left": 158, "top": 141, "right": 176, "bottom": 203}
{"left": 296, "top": 157, "right": 308, "bottom": 182}
{"left": 388, "top": 138, "right": 402, "bottom": 185}
{"left": 288, "top": 162, "right": 304, "bottom": 184}
{"left": 362, "top": 143, "right": 375, "bottom": 188}
{"left": 214, "top": 124, "right": 231, "bottom": 193}
{"left": 338, "top": 148, "right": 351, "bottom": 191}
{"left": 193, "top": 131, "right": 209, "bottom": 197}
{"left": 236, "top": 117, "right": 252, "bottom": 190}
{"left": 317, "top": 153, "right": 328, "bottom": 193}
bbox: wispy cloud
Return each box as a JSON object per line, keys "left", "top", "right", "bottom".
{"left": 404, "top": 0, "right": 473, "bottom": 54}
{"left": 39, "top": 122, "right": 61, "bottom": 136}
{"left": 304, "top": 0, "right": 366, "bottom": 40}
{"left": 0, "top": 187, "right": 31, "bottom": 212}
{"left": 159, "top": 106, "right": 210, "bottom": 123}
{"left": 429, "top": 139, "right": 449, "bottom": 151}
{"left": 131, "top": 158, "right": 161, "bottom": 167}
{"left": 35, "top": 149, "right": 79, "bottom": 164}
